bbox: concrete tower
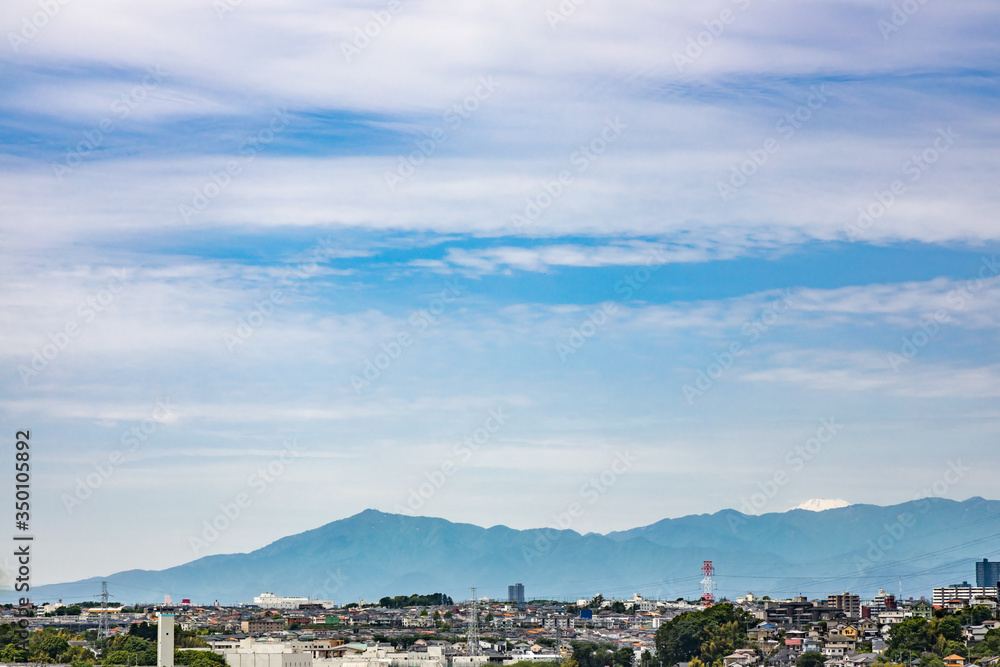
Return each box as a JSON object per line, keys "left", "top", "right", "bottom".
{"left": 157, "top": 612, "right": 174, "bottom": 667}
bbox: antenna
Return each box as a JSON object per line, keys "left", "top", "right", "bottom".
{"left": 468, "top": 587, "right": 479, "bottom": 656}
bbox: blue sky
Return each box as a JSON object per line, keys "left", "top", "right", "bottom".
{"left": 1, "top": 0, "right": 1000, "bottom": 594}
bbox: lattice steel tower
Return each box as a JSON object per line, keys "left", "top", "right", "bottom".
{"left": 98, "top": 581, "right": 110, "bottom": 637}
{"left": 700, "top": 561, "right": 717, "bottom": 608}
{"left": 468, "top": 587, "right": 479, "bottom": 656}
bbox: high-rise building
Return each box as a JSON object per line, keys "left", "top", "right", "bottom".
{"left": 827, "top": 592, "right": 861, "bottom": 618}
{"left": 508, "top": 583, "right": 525, "bottom": 604}
{"left": 157, "top": 612, "right": 174, "bottom": 667}
{"left": 976, "top": 559, "right": 1000, "bottom": 588}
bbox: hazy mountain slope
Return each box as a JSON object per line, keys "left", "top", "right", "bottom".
{"left": 17, "top": 498, "right": 999, "bottom": 604}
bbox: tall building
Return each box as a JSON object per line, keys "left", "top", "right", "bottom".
{"left": 977, "top": 559, "right": 1000, "bottom": 587}
{"left": 932, "top": 584, "right": 998, "bottom": 606}
{"left": 157, "top": 612, "right": 174, "bottom": 667}
{"left": 827, "top": 592, "right": 861, "bottom": 618}
{"left": 507, "top": 583, "right": 525, "bottom": 604}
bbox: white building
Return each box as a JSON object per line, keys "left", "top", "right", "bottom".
{"left": 253, "top": 592, "right": 336, "bottom": 610}
{"left": 224, "top": 649, "right": 311, "bottom": 667}
{"left": 932, "top": 586, "right": 998, "bottom": 606}
{"left": 313, "top": 646, "right": 448, "bottom": 667}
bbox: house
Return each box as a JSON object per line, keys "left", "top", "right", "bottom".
{"left": 822, "top": 643, "right": 852, "bottom": 658}
{"left": 750, "top": 623, "right": 778, "bottom": 639}
{"left": 858, "top": 619, "right": 879, "bottom": 637}
{"left": 723, "top": 650, "right": 759, "bottom": 667}
{"left": 943, "top": 655, "right": 965, "bottom": 667}
{"left": 826, "top": 634, "right": 856, "bottom": 649}
{"left": 840, "top": 625, "right": 860, "bottom": 639}
{"left": 910, "top": 601, "right": 934, "bottom": 620}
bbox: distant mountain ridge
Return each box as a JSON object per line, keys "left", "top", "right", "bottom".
{"left": 13, "top": 497, "right": 1000, "bottom": 605}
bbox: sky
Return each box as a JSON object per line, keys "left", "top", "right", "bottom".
{"left": 1, "top": 0, "right": 999, "bottom": 592}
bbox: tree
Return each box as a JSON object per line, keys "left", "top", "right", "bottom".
{"left": 175, "top": 649, "right": 226, "bottom": 667}
{"left": 796, "top": 653, "right": 826, "bottom": 667}
{"left": 129, "top": 623, "right": 157, "bottom": 642}
{"left": 30, "top": 631, "right": 71, "bottom": 660}
{"left": 936, "top": 617, "right": 961, "bottom": 642}
{"left": 1, "top": 644, "right": 26, "bottom": 662}
{"left": 888, "top": 618, "right": 933, "bottom": 657}
{"left": 589, "top": 595, "right": 604, "bottom": 609}
{"left": 654, "top": 604, "right": 757, "bottom": 666}
{"left": 973, "top": 627, "right": 1000, "bottom": 656}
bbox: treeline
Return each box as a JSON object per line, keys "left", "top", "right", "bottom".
{"left": 0, "top": 622, "right": 216, "bottom": 666}
{"left": 377, "top": 593, "right": 454, "bottom": 608}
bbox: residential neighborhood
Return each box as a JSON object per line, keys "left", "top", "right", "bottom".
{"left": 5, "top": 566, "right": 1000, "bottom": 667}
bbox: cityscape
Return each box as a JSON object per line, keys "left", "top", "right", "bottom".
{"left": 3, "top": 4, "right": 999, "bottom": 667}
{"left": 6, "top": 557, "right": 1000, "bottom": 667}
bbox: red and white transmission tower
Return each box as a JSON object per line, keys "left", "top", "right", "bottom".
{"left": 700, "top": 561, "right": 717, "bottom": 608}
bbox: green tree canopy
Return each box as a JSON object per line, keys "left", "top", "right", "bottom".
{"left": 654, "top": 604, "right": 757, "bottom": 667}
{"left": 796, "top": 653, "right": 827, "bottom": 667}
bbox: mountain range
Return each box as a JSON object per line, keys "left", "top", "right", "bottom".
{"left": 14, "top": 496, "right": 1000, "bottom": 605}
